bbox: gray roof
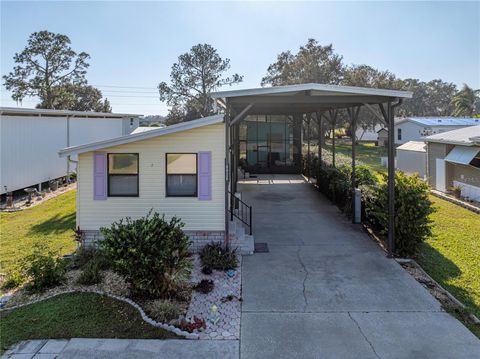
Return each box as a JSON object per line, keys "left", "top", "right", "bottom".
{"left": 424, "top": 125, "right": 480, "bottom": 146}
{"left": 211, "top": 83, "right": 413, "bottom": 99}
{"left": 211, "top": 83, "right": 413, "bottom": 116}
{"left": 0, "top": 106, "right": 141, "bottom": 118}
{"left": 397, "top": 141, "right": 426, "bottom": 152}
{"left": 59, "top": 114, "right": 224, "bottom": 157}
{"left": 396, "top": 117, "right": 480, "bottom": 127}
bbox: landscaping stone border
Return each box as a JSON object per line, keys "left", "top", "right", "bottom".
{"left": 430, "top": 189, "right": 480, "bottom": 214}
{"left": 0, "top": 289, "right": 199, "bottom": 340}
{"left": 397, "top": 258, "right": 480, "bottom": 326}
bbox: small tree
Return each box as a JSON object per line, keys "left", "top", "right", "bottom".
{"left": 3, "top": 31, "right": 90, "bottom": 108}
{"left": 158, "top": 43, "right": 243, "bottom": 124}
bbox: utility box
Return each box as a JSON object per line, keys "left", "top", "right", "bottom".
{"left": 354, "top": 188, "right": 362, "bottom": 224}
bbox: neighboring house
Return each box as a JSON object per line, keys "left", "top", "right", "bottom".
{"left": 355, "top": 124, "right": 385, "bottom": 142}
{"left": 394, "top": 117, "right": 480, "bottom": 145}
{"left": 0, "top": 107, "right": 140, "bottom": 195}
{"left": 425, "top": 125, "right": 480, "bottom": 201}
{"left": 377, "top": 128, "right": 389, "bottom": 146}
{"left": 396, "top": 141, "right": 426, "bottom": 179}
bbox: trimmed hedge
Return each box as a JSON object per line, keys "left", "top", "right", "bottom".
{"left": 305, "top": 155, "right": 434, "bottom": 257}
{"left": 365, "top": 172, "right": 434, "bottom": 257}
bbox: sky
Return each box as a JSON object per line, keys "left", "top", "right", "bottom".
{"left": 1, "top": 1, "right": 479, "bottom": 115}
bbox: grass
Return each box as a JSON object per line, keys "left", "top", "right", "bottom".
{"left": 0, "top": 292, "right": 179, "bottom": 352}
{"left": 305, "top": 139, "right": 387, "bottom": 174}
{"left": 418, "top": 195, "right": 480, "bottom": 320}
{"left": 0, "top": 190, "right": 77, "bottom": 277}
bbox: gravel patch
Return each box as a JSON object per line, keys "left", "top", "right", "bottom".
{"left": 186, "top": 255, "right": 242, "bottom": 340}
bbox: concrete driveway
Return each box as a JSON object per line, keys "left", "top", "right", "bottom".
{"left": 239, "top": 175, "right": 480, "bottom": 359}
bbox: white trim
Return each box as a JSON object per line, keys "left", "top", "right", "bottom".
{"left": 211, "top": 83, "right": 413, "bottom": 99}
{"left": 59, "top": 114, "right": 224, "bottom": 157}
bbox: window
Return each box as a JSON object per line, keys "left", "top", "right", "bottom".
{"left": 108, "top": 153, "right": 139, "bottom": 197}
{"left": 166, "top": 153, "right": 197, "bottom": 196}
{"left": 397, "top": 128, "right": 402, "bottom": 141}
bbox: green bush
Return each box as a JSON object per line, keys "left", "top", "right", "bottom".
{"left": 1, "top": 270, "right": 25, "bottom": 290}
{"left": 365, "top": 171, "right": 434, "bottom": 257}
{"left": 77, "top": 257, "right": 103, "bottom": 285}
{"left": 100, "top": 211, "right": 192, "bottom": 298}
{"left": 200, "top": 242, "right": 237, "bottom": 271}
{"left": 74, "top": 246, "right": 109, "bottom": 270}
{"left": 23, "top": 245, "right": 67, "bottom": 292}
{"left": 148, "top": 299, "right": 181, "bottom": 323}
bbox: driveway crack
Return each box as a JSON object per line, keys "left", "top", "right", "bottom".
{"left": 296, "top": 246, "right": 309, "bottom": 312}
{"left": 348, "top": 312, "right": 381, "bottom": 359}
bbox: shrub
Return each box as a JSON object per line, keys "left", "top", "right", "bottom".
{"left": 365, "top": 171, "right": 434, "bottom": 257}
{"left": 201, "top": 266, "right": 213, "bottom": 275}
{"left": 193, "top": 279, "right": 214, "bottom": 294}
{"left": 23, "top": 245, "right": 67, "bottom": 292}
{"left": 100, "top": 211, "right": 192, "bottom": 298}
{"left": 200, "top": 242, "right": 237, "bottom": 271}
{"left": 77, "top": 257, "right": 103, "bottom": 285}
{"left": 74, "top": 246, "right": 109, "bottom": 270}
{"left": 148, "top": 299, "right": 181, "bottom": 323}
{"left": 1, "top": 271, "right": 25, "bottom": 290}
{"left": 315, "top": 162, "right": 377, "bottom": 214}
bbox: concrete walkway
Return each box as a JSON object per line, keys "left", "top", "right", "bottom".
{"left": 239, "top": 175, "right": 480, "bottom": 359}
{"left": 2, "top": 339, "right": 239, "bottom": 359}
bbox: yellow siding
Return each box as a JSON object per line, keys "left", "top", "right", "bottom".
{"left": 77, "top": 123, "right": 225, "bottom": 231}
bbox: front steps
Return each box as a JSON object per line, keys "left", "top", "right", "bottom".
{"left": 229, "top": 219, "right": 254, "bottom": 255}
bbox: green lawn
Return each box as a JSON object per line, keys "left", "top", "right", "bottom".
{"left": 0, "top": 190, "right": 77, "bottom": 276}
{"left": 418, "top": 196, "right": 480, "bottom": 320}
{"left": 0, "top": 292, "right": 179, "bottom": 352}
{"left": 306, "top": 139, "right": 387, "bottom": 174}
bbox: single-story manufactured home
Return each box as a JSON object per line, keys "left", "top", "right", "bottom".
{"left": 0, "top": 107, "right": 140, "bottom": 195}
{"left": 396, "top": 141, "right": 426, "bottom": 179}
{"left": 59, "top": 83, "right": 413, "bottom": 256}
{"left": 425, "top": 125, "right": 480, "bottom": 201}
{"left": 394, "top": 117, "right": 479, "bottom": 145}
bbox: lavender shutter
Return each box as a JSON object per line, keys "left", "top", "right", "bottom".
{"left": 93, "top": 152, "right": 107, "bottom": 200}
{"left": 198, "top": 151, "right": 212, "bottom": 200}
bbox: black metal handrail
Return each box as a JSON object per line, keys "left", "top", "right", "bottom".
{"left": 228, "top": 191, "right": 252, "bottom": 235}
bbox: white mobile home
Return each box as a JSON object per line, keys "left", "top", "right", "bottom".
{"left": 0, "top": 107, "right": 140, "bottom": 194}
{"left": 394, "top": 117, "right": 480, "bottom": 145}
{"left": 57, "top": 115, "right": 256, "bottom": 252}
{"left": 60, "top": 83, "right": 414, "bottom": 256}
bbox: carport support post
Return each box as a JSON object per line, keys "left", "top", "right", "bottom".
{"left": 306, "top": 113, "right": 311, "bottom": 178}
{"left": 224, "top": 101, "right": 231, "bottom": 246}
{"left": 317, "top": 112, "right": 322, "bottom": 166}
{"left": 350, "top": 106, "right": 358, "bottom": 223}
{"left": 387, "top": 101, "right": 395, "bottom": 257}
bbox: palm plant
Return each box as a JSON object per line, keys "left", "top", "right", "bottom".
{"left": 452, "top": 84, "right": 480, "bottom": 117}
